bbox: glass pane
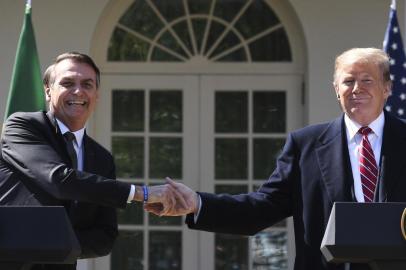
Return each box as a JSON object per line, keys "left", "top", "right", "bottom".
{"left": 151, "top": 0, "right": 185, "bottom": 22}
{"left": 234, "top": 0, "right": 280, "bottom": 39}
{"left": 192, "top": 19, "right": 207, "bottom": 53}
{"left": 253, "top": 91, "right": 286, "bottom": 133}
{"left": 149, "top": 212, "right": 182, "bottom": 226}
{"left": 173, "top": 21, "right": 194, "bottom": 54}
{"left": 249, "top": 29, "right": 292, "bottom": 62}
{"left": 215, "top": 234, "right": 248, "bottom": 270}
{"left": 149, "top": 138, "right": 182, "bottom": 179}
{"left": 204, "top": 22, "right": 225, "bottom": 56}
{"left": 188, "top": 0, "right": 212, "bottom": 14}
{"left": 215, "top": 185, "right": 247, "bottom": 194}
{"left": 252, "top": 231, "right": 288, "bottom": 270}
{"left": 108, "top": 27, "right": 150, "bottom": 61}
{"left": 119, "top": 0, "right": 163, "bottom": 39}
{"left": 253, "top": 138, "right": 285, "bottom": 179}
{"left": 113, "top": 90, "right": 144, "bottom": 131}
{"left": 215, "top": 47, "right": 247, "bottom": 62}
{"left": 150, "top": 91, "right": 182, "bottom": 132}
{"left": 149, "top": 231, "right": 182, "bottom": 270}
{"left": 215, "top": 91, "right": 248, "bottom": 133}
{"left": 151, "top": 47, "right": 184, "bottom": 62}
{"left": 111, "top": 0, "right": 293, "bottom": 63}
{"left": 215, "top": 138, "right": 247, "bottom": 179}
{"left": 111, "top": 230, "right": 144, "bottom": 270}
{"left": 157, "top": 31, "right": 188, "bottom": 58}
{"left": 213, "top": 0, "right": 246, "bottom": 23}
{"left": 210, "top": 30, "right": 241, "bottom": 59}
{"left": 117, "top": 202, "right": 144, "bottom": 225}
{"left": 112, "top": 137, "right": 144, "bottom": 178}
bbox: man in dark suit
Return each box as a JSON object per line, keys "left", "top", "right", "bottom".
{"left": 0, "top": 52, "right": 183, "bottom": 269}
{"left": 146, "top": 48, "right": 406, "bottom": 270}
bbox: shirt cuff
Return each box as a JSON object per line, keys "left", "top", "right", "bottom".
{"left": 193, "top": 194, "right": 202, "bottom": 223}
{"left": 127, "top": 184, "right": 135, "bottom": 203}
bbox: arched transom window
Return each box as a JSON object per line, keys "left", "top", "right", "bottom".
{"left": 108, "top": 0, "right": 292, "bottom": 62}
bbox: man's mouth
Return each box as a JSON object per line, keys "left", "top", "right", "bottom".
{"left": 350, "top": 96, "right": 369, "bottom": 101}
{"left": 67, "top": 100, "right": 87, "bottom": 106}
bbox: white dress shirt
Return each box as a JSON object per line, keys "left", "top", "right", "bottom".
{"left": 56, "top": 119, "right": 135, "bottom": 202}
{"left": 344, "top": 112, "right": 384, "bottom": 202}
{"left": 56, "top": 119, "right": 85, "bottom": 171}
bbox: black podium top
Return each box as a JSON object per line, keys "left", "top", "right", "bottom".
{"left": 321, "top": 202, "right": 406, "bottom": 263}
{"left": 0, "top": 206, "right": 81, "bottom": 264}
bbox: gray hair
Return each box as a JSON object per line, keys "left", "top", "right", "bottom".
{"left": 334, "top": 48, "right": 391, "bottom": 84}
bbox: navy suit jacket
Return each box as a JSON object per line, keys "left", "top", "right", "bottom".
{"left": 0, "top": 111, "right": 132, "bottom": 268}
{"left": 186, "top": 112, "right": 406, "bottom": 270}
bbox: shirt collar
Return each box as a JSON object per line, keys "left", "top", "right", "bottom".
{"left": 55, "top": 119, "right": 85, "bottom": 148}
{"left": 344, "top": 111, "right": 385, "bottom": 142}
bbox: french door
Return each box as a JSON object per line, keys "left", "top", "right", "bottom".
{"left": 199, "top": 75, "right": 300, "bottom": 270}
{"left": 91, "top": 74, "right": 303, "bottom": 270}
{"left": 93, "top": 75, "right": 199, "bottom": 270}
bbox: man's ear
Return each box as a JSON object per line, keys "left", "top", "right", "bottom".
{"left": 384, "top": 81, "right": 392, "bottom": 99}
{"left": 44, "top": 85, "right": 51, "bottom": 102}
{"left": 333, "top": 82, "right": 340, "bottom": 99}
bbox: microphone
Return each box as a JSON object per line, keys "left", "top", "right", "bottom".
{"left": 374, "top": 156, "right": 386, "bottom": 202}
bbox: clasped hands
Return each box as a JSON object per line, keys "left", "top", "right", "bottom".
{"left": 136, "top": 178, "right": 199, "bottom": 216}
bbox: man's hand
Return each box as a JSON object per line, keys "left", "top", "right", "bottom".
{"left": 144, "top": 177, "right": 199, "bottom": 216}
{"left": 133, "top": 182, "right": 187, "bottom": 216}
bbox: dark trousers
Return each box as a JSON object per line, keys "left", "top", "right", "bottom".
{"left": 30, "top": 263, "right": 77, "bottom": 270}
{"left": 348, "top": 263, "right": 371, "bottom": 270}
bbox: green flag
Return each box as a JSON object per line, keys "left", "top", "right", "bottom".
{"left": 4, "top": 1, "right": 45, "bottom": 121}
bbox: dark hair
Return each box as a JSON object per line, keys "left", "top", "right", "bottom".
{"left": 43, "top": 52, "right": 100, "bottom": 88}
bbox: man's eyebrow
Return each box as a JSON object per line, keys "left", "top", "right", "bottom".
{"left": 82, "top": 78, "right": 96, "bottom": 83}
{"left": 60, "top": 76, "right": 74, "bottom": 81}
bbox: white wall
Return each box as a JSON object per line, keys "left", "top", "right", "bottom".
{"left": 0, "top": 0, "right": 403, "bottom": 126}
{"left": 0, "top": 0, "right": 108, "bottom": 123}
{"left": 0, "top": 0, "right": 403, "bottom": 125}
{"left": 290, "top": 0, "right": 404, "bottom": 124}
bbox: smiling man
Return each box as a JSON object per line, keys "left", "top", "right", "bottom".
{"left": 149, "top": 48, "right": 406, "bottom": 270}
{"left": 44, "top": 54, "right": 100, "bottom": 132}
{"left": 333, "top": 48, "right": 391, "bottom": 126}
{"left": 0, "top": 52, "right": 184, "bottom": 270}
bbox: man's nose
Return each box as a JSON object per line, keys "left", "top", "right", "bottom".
{"left": 72, "top": 86, "right": 84, "bottom": 94}
{"left": 352, "top": 80, "right": 362, "bottom": 93}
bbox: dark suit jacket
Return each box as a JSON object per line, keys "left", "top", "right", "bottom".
{"left": 186, "top": 112, "right": 406, "bottom": 270}
{"left": 0, "top": 111, "right": 132, "bottom": 269}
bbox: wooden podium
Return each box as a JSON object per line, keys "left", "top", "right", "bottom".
{"left": 321, "top": 202, "right": 406, "bottom": 270}
{"left": 0, "top": 206, "right": 81, "bottom": 270}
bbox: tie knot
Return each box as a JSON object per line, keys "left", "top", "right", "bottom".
{"left": 64, "top": 132, "right": 76, "bottom": 143}
{"left": 359, "top": 126, "right": 372, "bottom": 136}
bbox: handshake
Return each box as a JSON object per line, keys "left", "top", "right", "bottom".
{"left": 134, "top": 178, "right": 199, "bottom": 216}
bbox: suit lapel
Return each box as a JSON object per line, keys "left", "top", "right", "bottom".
{"left": 316, "top": 115, "right": 353, "bottom": 203}
{"left": 380, "top": 112, "right": 406, "bottom": 201}
{"left": 45, "top": 111, "right": 59, "bottom": 135}
{"left": 45, "top": 111, "right": 73, "bottom": 167}
{"left": 83, "top": 134, "right": 96, "bottom": 172}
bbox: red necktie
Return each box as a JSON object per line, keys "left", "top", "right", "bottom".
{"left": 358, "top": 127, "right": 378, "bottom": 202}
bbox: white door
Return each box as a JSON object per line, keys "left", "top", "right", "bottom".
{"left": 90, "top": 73, "right": 302, "bottom": 270}
{"left": 92, "top": 74, "right": 200, "bottom": 270}
{"left": 198, "top": 74, "right": 302, "bottom": 270}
